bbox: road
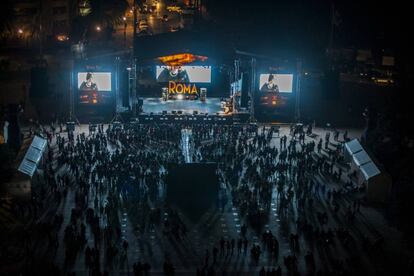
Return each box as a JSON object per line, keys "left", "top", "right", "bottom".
{"left": 142, "top": 0, "right": 183, "bottom": 34}
{"left": 5, "top": 125, "right": 410, "bottom": 275}
{"left": 112, "top": 0, "right": 187, "bottom": 49}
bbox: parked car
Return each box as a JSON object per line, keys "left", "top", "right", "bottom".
{"left": 170, "top": 26, "right": 181, "bottom": 32}
{"left": 138, "top": 20, "right": 148, "bottom": 30}
{"left": 167, "top": 5, "right": 182, "bottom": 13}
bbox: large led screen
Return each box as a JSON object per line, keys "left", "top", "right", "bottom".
{"left": 259, "top": 74, "right": 293, "bottom": 93}
{"left": 78, "top": 72, "right": 112, "bottom": 91}
{"left": 156, "top": 66, "right": 211, "bottom": 83}
{"left": 77, "top": 72, "right": 112, "bottom": 105}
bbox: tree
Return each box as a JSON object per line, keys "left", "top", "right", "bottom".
{"left": 0, "top": 0, "right": 44, "bottom": 49}
{"left": 89, "top": 0, "right": 129, "bottom": 26}
{"left": 71, "top": 0, "right": 129, "bottom": 41}
{"left": 0, "top": 1, "right": 15, "bottom": 39}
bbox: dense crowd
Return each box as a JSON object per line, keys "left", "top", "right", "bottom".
{"left": 1, "top": 121, "right": 406, "bottom": 275}
{"left": 191, "top": 124, "right": 369, "bottom": 275}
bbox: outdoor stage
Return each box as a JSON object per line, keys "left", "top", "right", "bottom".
{"left": 142, "top": 97, "right": 223, "bottom": 115}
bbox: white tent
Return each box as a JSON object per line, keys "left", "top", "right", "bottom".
{"left": 352, "top": 150, "right": 372, "bottom": 167}
{"left": 18, "top": 136, "right": 47, "bottom": 177}
{"left": 5, "top": 136, "right": 48, "bottom": 200}
{"left": 344, "top": 138, "right": 363, "bottom": 161}
{"left": 345, "top": 138, "right": 363, "bottom": 154}
{"left": 344, "top": 138, "right": 392, "bottom": 203}
{"left": 360, "top": 161, "right": 381, "bottom": 180}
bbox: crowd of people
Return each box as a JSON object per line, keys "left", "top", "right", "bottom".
{"left": 190, "top": 124, "right": 372, "bottom": 275}
{"left": 0, "top": 120, "right": 405, "bottom": 275}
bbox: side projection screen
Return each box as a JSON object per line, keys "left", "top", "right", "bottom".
{"left": 77, "top": 72, "right": 112, "bottom": 105}
{"left": 78, "top": 72, "right": 112, "bottom": 91}
{"left": 156, "top": 66, "right": 211, "bottom": 83}
{"left": 259, "top": 74, "right": 293, "bottom": 93}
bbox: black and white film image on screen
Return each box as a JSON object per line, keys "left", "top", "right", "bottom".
{"left": 156, "top": 66, "right": 211, "bottom": 83}
{"left": 259, "top": 74, "right": 293, "bottom": 93}
{"left": 78, "top": 72, "right": 112, "bottom": 91}
{"left": 77, "top": 72, "right": 112, "bottom": 105}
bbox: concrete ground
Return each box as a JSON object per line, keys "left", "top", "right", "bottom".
{"left": 1, "top": 124, "right": 412, "bottom": 275}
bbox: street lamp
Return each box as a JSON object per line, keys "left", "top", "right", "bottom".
{"left": 57, "top": 34, "right": 69, "bottom": 41}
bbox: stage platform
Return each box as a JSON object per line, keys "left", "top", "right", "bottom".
{"left": 142, "top": 97, "right": 223, "bottom": 115}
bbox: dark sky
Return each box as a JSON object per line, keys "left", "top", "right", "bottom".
{"left": 205, "top": 0, "right": 408, "bottom": 53}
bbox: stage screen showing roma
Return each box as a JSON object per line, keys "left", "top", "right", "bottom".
{"left": 77, "top": 72, "right": 112, "bottom": 105}
{"left": 259, "top": 74, "right": 294, "bottom": 93}
{"left": 156, "top": 66, "right": 211, "bottom": 83}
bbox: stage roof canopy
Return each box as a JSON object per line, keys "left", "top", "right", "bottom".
{"left": 134, "top": 30, "right": 234, "bottom": 62}
{"left": 133, "top": 30, "right": 300, "bottom": 69}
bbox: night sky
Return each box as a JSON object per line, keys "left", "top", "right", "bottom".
{"left": 205, "top": 0, "right": 409, "bottom": 52}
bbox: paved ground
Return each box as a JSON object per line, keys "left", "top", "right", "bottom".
{"left": 1, "top": 124, "right": 412, "bottom": 275}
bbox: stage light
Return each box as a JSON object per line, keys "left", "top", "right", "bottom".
{"left": 96, "top": 26, "right": 101, "bottom": 31}
{"left": 18, "top": 29, "right": 23, "bottom": 34}
{"left": 177, "top": 94, "right": 184, "bottom": 100}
